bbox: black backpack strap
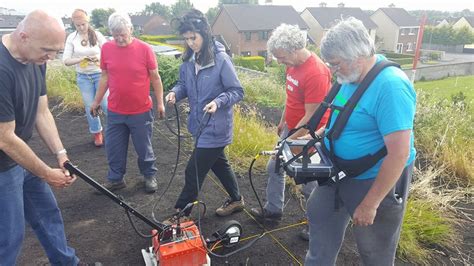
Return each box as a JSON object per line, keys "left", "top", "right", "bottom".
{"left": 306, "top": 82, "right": 342, "bottom": 133}
{"left": 327, "top": 60, "right": 399, "bottom": 210}
{"left": 330, "top": 61, "right": 400, "bottom": 140}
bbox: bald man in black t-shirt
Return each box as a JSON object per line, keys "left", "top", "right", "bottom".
{"left": 0, "top": 10, "right": 79, "bottom": 265}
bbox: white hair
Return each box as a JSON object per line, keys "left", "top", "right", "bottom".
{"left": 108, "top": 12, "right": 133, "bottom": 34}
{"left": 267, "top": 24, "right": 306, "bottom": 53}
{"left": 320, "top": 17, "right": 375, "bottom": 62}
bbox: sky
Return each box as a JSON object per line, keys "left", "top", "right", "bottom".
{"left": 2, "top": 0, "right": 473, "bottom": 17}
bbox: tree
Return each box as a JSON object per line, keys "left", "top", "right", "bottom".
{"left": 206, "top": 7, "right": 219, "bottom": 24}
{"left": 141, "top": 2, "right": 171, "bottom": 19}
{"left": 423, "top": 25, "right": 474, "bottom": 46}
{"left": 170, "top": 0, "right": 194, "bottom": 18}
{"left": 91, "top": 8, "right": 115, "bottom": 29}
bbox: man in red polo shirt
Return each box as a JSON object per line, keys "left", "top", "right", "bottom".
{"left": 250, "top": 24, "right": 331, "bottom": 240}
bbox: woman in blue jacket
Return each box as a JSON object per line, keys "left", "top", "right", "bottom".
{"left": 164, "top": 9, "right": 244, "bottom": 224}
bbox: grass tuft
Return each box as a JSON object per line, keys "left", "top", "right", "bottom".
{"left": 227, "top": 106, "right": 279, "bottom": 173}
{"left": 45, "top": 63, "right": 83, "bottom": 112}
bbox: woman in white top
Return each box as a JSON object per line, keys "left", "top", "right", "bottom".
{"left": 62, "top": 9, "right": 108, "bottom": 147}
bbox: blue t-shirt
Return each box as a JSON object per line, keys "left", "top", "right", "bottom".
{"left": 324, "top": 55, "right": 416, "bottom": 180}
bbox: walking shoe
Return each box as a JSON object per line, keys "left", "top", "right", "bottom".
{"left": 249, "top": 207, "right": 282, "bottom": 222}
{"left": 299, "top": 226, "right": 310, "bottom": 241}
{"left": 215, "top": 196, "right": 245, "bottom": 217}
{"left": 95, "top": 180, "right": 126, "bottom": 194}
{"left": 162, "top": 213, "right": 192, "bottom": 226}
{"left": 94, "top": 132, "right": 103, "bottom": 147}
{"left": 144, "top": 176, "right": 157, "bottom": 193}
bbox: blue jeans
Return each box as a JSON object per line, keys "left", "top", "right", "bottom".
{"left": 106, "top": 110, "right": 158, "bottom": 181}
{"left": 76, "top": 72, "right": 108, "bottom": 133}
{"left": 0, "top": 166, "right": 78, "bottom": 265}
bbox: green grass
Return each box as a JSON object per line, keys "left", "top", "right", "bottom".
{"left": 239, "top": 73, "right": 285, "bottom": 108}
{"left": 45, "top": 64, "right": 83, "bottom": 112}
{"left": 415, "top": 75, "right": 474, "bottom": 103}
{"left": 227, "top": 106, "right": 278, "bottom": 173}
{"left": 398, "top": 198, "right": 456, "bottom": 264}
{"left": 415, "top": 83, "right": 473, "bottom": 183}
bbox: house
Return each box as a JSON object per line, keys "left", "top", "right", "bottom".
{"left": 211, "top": 4, "right": 308, "bottom": 58}
{"left": 62, "top": 17, "right": 73, "bottom": 33}
{"left": 370, "top": 7, "right": 420, "bottom": 53}
{"left": 0, "top": 14, "right": 24, "bottom": 37}
{"left": 453, "top": 16, "right": 474, "bottom": 32}
{"left": 300, "top": 5, "right": 377, "bottom": 46}
{"left": 453, "top": 16, "right": 474, "bottom": 51}
{"left": 131, "top": 15, "right": 173, "bottom": 35}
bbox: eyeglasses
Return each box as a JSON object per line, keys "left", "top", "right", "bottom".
{"left": 325, "top": 61, "right": 342, "bottom": 71}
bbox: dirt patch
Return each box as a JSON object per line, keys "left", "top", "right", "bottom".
{"left": 17, "top": 102, "right": 472, "bottom": 265}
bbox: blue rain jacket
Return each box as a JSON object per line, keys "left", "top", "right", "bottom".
{"left": 171, "top": 41, "right": 244, "bottom": 148}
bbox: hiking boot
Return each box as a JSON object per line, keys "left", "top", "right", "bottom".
{"left": 94, "top": 132, "right": 103, "bottom": 147}
{"left": 299, "top": 226, "right": 309, "bottom": 241}
{"left": 144, "top": 176, "right": 157, "bottom": 193}
{"left": 249, "top": 207, "right": 282, "bottom": 222}
{"left": 215, "top": 196, "right": 245, "bottom": 217}
{"left": 162, "top": 213, "right": 192, "bottom": 226}
{"left": 95, "top": 180, "right": 126, "bottom": 194}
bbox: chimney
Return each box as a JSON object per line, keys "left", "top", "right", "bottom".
{"left": 319, "top": 2, "right": 327, "bottom": 7}
{"left": 338, "top": 2, "right": 345, "bottom": 8}
{"left": 389, "top": 3, "right": 396, "bottom": 8}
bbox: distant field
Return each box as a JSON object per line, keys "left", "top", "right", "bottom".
{"left": 415, "top": 75, "right": 474, "bottom": 100}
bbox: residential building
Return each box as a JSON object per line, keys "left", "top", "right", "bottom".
{"left": 453, "top": 16, "right": 474, "bottom": 50}
{"left": 131, "top": 15, "right": 173, "bottom": 35}
{"left": 300, "top": 5, "right": 377, "bottom": 46}
{"left": 371, "top": 7, "right": 420, "bottom": 53}
{"left": 211, "top": 4, "right": 308, "bottom": 58}
{"left": 0, "top": 14, "right": 23, "bottom": 37}
{"left": 453, "top": 16, "right": 474, "bottom": 32}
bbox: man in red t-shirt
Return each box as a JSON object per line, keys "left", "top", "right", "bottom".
{"left": 250, "top": 24, "right": 331, "bottom": 240}
{"left": 91, "top": 12, "right": 165, "bottom": 194}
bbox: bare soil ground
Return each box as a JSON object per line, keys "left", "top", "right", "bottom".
{"left": 17, "top": 102, "right": 472, "bottom": 265}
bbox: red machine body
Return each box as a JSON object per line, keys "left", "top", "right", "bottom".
{"left": 152, "top": 221, "right": 208, "bottom": 265}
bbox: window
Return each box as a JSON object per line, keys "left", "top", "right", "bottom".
{"left": 409, "top": 28, "right": 415, "bottom": 35}
{"left": 396, "top": 43, "right": 403, "bottom": 53}
{"left": 244, "top": 32, "right": 251, "bottom": 41}
{"left": 400, "top": 28, "right": 406, "bottom": 35}
{"left": 259, "top": 31, "right": 269, "bottom": 40}
{"left": 241, "top": 51, "right": 251, "bottom": 56}
{"left": 406, "top": 42, "right": 413, "bottom": 51}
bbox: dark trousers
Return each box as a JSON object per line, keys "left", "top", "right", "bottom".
{"left": 175, "top": 146, "right": 241, "bottom": 215}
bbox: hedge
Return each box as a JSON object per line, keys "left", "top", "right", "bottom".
{"left": 389, "top": 57, "right": 414, "bottom": 65}
{"left": 383, "top": 52, "right": 415, "bottom": 59}
{"left": 233, "top": 56, "right": 265, "bottom": 72}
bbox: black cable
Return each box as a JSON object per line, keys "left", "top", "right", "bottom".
{"left": 248, "top": 155, "right": 268, "bottom": 229}
{"left": 151, "top": 102, "right": 183, "bottom": 223}
{"left": 125, "top": 209, "right": 162, "bottom": 239}
{"left": 163, "top": 102, "right": 192, "bottom": 138}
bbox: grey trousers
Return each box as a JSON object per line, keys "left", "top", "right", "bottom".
{"left": 264, "top": 125, "right": 318, "bottom": 214}
{"left": 305, "top": 163, "right": 414, "bottom": 266}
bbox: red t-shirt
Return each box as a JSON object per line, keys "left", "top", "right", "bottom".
{"left": 100, "top": 39, "right": 157, "bottom": 114}
{"left": 285, "top": 54, "right": 331, "bottom": 130}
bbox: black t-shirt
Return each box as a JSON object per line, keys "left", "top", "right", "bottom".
{"left": 0, "top": 40, "right": 47, "bottom": 172}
